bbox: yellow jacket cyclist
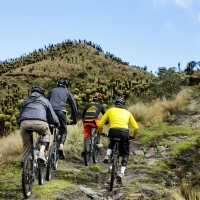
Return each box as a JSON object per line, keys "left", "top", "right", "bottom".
{"left": 98, "top": 96, "right": 139, "bottom": 182}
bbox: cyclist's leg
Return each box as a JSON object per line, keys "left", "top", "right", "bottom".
{"left": 82, "top": 122, "right": 92, "bottom": 156}
{"left": 55, "top": 110, "right": 67, "bottom": 149}
{"left": 20, "top": 121, "right": 32, "bottom": 173}
{"left": 32, "top": 120, "right": 50, "bottom": 163}
{"left": 117, "top": 130, "right": 129, "bottom": 182}
{"left": 103, "top": 130, "right": 116, "bottom": 163}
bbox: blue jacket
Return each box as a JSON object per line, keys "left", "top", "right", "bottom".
{"left": 18, "top": 92, "right": 60, "bottom": 127}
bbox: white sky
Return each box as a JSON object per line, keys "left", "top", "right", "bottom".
{"left": 0, "top": 0, "right": 200, "bottom": 73}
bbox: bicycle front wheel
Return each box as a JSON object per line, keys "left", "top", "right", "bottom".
{"left": 22, "top": 153, "right": 34, "bottom": 199}
{"left": 110, "top": 154, "right": 118, "bottom": 191}
{"left": 84, "top": 138, "right": 92, "bottom": 166}
{"left": 93, "top": 135, "right": 100, "bottom": 163}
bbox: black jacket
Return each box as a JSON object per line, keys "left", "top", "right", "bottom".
{"left": 46, "top": 86, "right": 78, "bottom": 123}
{"left": 18, "top": 92, "right": 60, "bottom": 126}
{"left": 82, "top": 101, "right": 105, "bottom": 121}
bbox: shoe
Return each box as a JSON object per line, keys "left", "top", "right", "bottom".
{"left": 116, "top": 173, "right": 124, "bottom": 184}
{"left": 81, "top": 150, "right": 85, "bottom": 157}
{"left": 58, "top": 147, "right": 65, "bottom": 159}
{"left": 103, "top": 155, "right": 110, "bottom": 164}
{"left": 37, "top": 152, "right": 47, "bottom": 164}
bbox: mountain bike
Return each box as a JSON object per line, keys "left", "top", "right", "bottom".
{"left": 103, "top": 134, "right": 134, "bottom": 191}
{"left": 22, "top": 128, "right": 45, "bottom": 199}
{"left": 109, "top": 138, "right": 121, "bottom": 191}
{"left": 46, "top": 125, "right": 60, "bottom": 181}
{"left": 84, "top": 128, "right": 101, "bottom": 166}
{"left": 46, "top": 121, "right": 73, "bottom": 181}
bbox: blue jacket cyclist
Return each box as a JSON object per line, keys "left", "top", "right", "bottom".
{"left": 18, "top": 85, "right": 60, "bottom": 169}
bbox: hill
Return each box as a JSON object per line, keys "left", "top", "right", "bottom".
{"left": 0, "top": 40, "right": 155, "bottom": 135}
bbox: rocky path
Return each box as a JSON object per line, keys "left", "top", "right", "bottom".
{"left": 18, "top": 97, "right": 200, "bottom": 200}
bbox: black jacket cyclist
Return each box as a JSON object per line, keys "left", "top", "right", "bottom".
{"left": 46, "top": 78, "right": 78, "bottom": 158}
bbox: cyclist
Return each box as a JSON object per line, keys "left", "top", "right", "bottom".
{"left": 18, "top": 85, "right": 60, "bottom": 170}
{"left": 46, "top": 78, "right": 78, "bottom": 159}
{"left": 81, "top": 92, "right": 106, "bottom": 157}
{"left": 98, "top": 96, "right": 139, "bottom": 183}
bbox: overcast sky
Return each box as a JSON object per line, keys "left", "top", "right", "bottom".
{"left": 0, "top": 0, "right": 200, "bottom": 74}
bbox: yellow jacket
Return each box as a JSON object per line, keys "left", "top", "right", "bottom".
{"left": 98, "top": 107, "right": 139, "bottom": 137}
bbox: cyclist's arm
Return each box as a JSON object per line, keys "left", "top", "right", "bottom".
{"left": 67, "top": 92, "right": 78, "bottom": 124}
{"left": 98, "top": 111, "right": 109, "bottom": 133}
{"left": 129, "top": 114, "right": 139, "bottom": 137}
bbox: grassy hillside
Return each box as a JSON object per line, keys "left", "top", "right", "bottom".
{"left": 0, "top": 40, "right": 155, "bottom": 135}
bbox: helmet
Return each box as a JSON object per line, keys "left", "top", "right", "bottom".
{"left": 30, "top": 85, "right": 45, "bottom": 95}
{"left": 57, "top": 78, "right": 68, "bottom": 87}
{"left": 114, "top": 96, "right": 125, "bottom": 105}
{"left": 92, "top": 92, "right": 103, "bottom": 99}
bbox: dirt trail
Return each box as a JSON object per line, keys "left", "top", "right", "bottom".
{"left": 15, "top": 98, "right": 200, "bottom": 200}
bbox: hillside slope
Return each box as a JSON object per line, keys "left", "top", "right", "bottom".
{"left": 0, "top": 41, "right": 154, "bottom": 135}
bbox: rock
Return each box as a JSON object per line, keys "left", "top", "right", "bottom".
{"left": 133, "top": 150, "right": 145, "bottom": 156}
{"left": 145, "top": 147, "right": 156, "bottom": 157}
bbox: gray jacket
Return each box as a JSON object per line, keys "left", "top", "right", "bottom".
{"left": 46, "top": 86, "right": 78, "bottom": 123}
{"left": 18, "top": 92, "right": 60, "bottom": 126}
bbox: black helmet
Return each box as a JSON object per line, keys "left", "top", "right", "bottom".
{"left": 57, "top": 78, "right": 68, "bottom": 87}
{"left": 114, "top": 96, "right": 125, "bottom": 105}
{"left": 30, "top": 85, "right": 45, "bottom": 95}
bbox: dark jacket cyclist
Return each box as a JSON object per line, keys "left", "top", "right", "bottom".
{"left": 98, "top": 96, "right": 139, "bottom": 183}
{"left": 46, "top": 78, "right": 78, "bottom": 158}
{"left": 81, "top": 92, "right": 106, "bottom": 157}
{"left": 18, "top": 85, "right": 60, "bottom": 168}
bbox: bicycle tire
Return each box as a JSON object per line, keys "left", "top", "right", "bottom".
{"left": 22, "top": 153, "right": 34, "bottom": 199}
{"left": 84, "top": 137, "right": 92, "bottom": 166}
{"left": 38, "top": 166, "right": 44, "bottom": 185}
{"left": 110, "top": 154, "right": 118, "bottom": 191}
{"left": 46, "top": 145, "right": 54, "bottom": 181}
{"left": 93, "top": 135, "right": 100, "bottom": 163}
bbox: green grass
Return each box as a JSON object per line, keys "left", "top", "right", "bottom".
{"left": 33, "top": 180, "right": 74, "bottom": 200}
{"left": 57, "top": 169, "right": 87, "bottom": 183}
{"left": 88, "top": 165, "right": 102, "bottom": 172}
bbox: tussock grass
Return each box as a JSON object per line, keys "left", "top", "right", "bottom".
{"left": 160, "top": 89, "right": 190, "bottom": 114}
{"left": 168, "top": 183, "right": 200, "bottom": 200}
{"left": 65, "top": 121, "right": 84, "bottom": 157}
{"left": 128, "top": 101, "right": 163, "bottom": 127}
{"left": 0, "top": 130, "right": 22, "bottom": 159}
{"left": 128, "top": 89, "right": 190, "bottom": 128}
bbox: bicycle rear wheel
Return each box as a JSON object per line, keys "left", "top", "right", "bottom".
{"left": 84, "top": 137, "right": 92, "bottom": 166}
{"left": 93, "top": 135, "right": 100, "bottom": 163}
{"left": 110, "top": 154, "right": 118, "bottom": 191}
{"left": 38, "top": 165, "right": 44, "bottom": 185}
{"left": 46, "top": 145, "right": 54, "bottom": 181}
{"left": 22, "top": 153, "right": 34, "bottom": 199}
